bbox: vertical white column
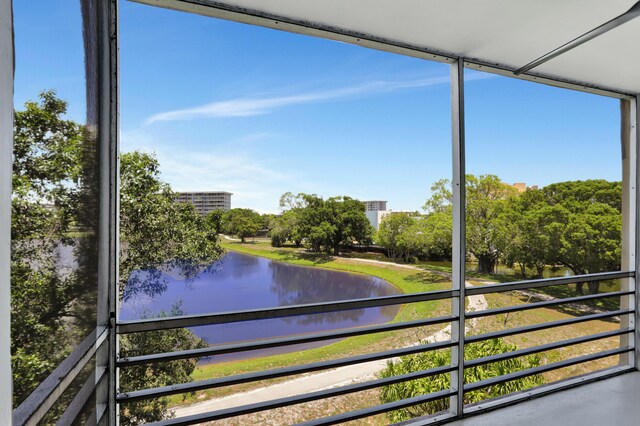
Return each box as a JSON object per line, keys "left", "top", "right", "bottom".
{"left": 0, "top": 0, "right": 14, "bottom": 420}
{"left": 450, "top": 58, "right": 466, "bottom": 417}
{"left": 621, "top": 98, "right": 637, "bottom": 368}
{"left": 636, "top": 95, "right": 640, "bottom": 371}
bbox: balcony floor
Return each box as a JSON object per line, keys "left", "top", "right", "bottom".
{"left": 448, "top": 371, "right": 640, "bottom": 426}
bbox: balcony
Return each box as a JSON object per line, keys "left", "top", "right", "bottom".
{"left": 448, "top": 371, "right": 640, "bottom": 426}
{"left": 2, "top": 1, "right": 640, "bottom": 425}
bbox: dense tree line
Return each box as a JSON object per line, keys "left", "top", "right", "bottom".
{"left": 267, "top": 192, "right": 374, "bottom": 255}
{"left": 376, "top": 175, "right": 622, "bottom": 294}
{"left": 11, "top": 92, "right": 222, "bottom": 423}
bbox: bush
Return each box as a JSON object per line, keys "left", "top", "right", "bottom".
{"left": 379, "top": 338, "right": 544, "bottom": 423}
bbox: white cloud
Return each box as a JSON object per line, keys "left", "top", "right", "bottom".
{"left": 144, "top": 75, "right": 460, "bottom": 124}
{"left": 120, "top": 130, "right": 294, "bottom": 213}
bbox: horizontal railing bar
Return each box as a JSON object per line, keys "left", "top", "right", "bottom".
{"left": 117, "top": 289, "right": 457, "bottom": 334}
{"left": 296, "top": 389, "right": 457, "bottom": 426}
{"left": 465, "top": 328, "right": 634, "bottom": 368}
{"left": 117, "top": 315, "right": 455, "bottom": 367}
{"left": 12, "top": 326, "right": 108, "bottom": 426}
{"left": 146, "top": 369, "right": 455, "bottom": 425}
{"left": 466, "top": 271, "right": 634, "bottom": 296}
{"left": 466, "top": 290, "right": 634, "bottom": 319}
{"left": 117, "top": 339, "right": 457, "bottom": 402}
{"left": 464, "top": 346, "right": 632, "bottom": 392}
{"left": 465, "top": 309, "right": 633, "bottom": 344}
{"left": 56, "top": 366, "right": 107, "bottom": 426}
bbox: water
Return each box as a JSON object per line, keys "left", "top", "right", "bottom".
{"left": 120, "top": 251, "right": 401, "bottom": 364}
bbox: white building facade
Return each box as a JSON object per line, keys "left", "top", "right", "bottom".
{"left": 176, "top": 191, "right": 232, "bottom": 214}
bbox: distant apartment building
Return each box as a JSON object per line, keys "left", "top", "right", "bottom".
{"left": 366, "top": 210, "right": 391, "bottom": 230}
{"left": 363, "top": 200, "right": 387, "bottom": 212}
{"left": 362, "top": 200, "right": 388, "bottom": 230}
{"left": 176, "top": 191, "right": 232, "bottom": 215}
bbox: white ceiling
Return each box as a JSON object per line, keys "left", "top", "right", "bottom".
{"left": 146, "top": 0, "right": 640, "bottom": 95}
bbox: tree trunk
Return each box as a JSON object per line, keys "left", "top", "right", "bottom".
{"left": 333, "top": 244, "right": 340, "bottom": 256}
{"left": 477, "top": 255, "right": 496, "bottom": 274}
{"left": 518, "top": 262, "right": 527, "bottom": 279}
{"left": 587, "top": 281, "right": 600, "bottom": 294}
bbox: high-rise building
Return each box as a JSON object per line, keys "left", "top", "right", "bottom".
{"left": 176, "top": 191, "right": 232, "bottom": 214}
{"left": 362, "top": 200, "right": 387, "bottom": 212}
{"left": 362, "top": 200, "right": 388, "bottom": 229}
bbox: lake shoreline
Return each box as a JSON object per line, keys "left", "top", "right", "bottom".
{"left": 168, "top": 239, "right": 451, "bottom": 407}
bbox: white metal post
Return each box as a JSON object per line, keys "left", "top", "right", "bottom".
{"left": 450, "top": 58, "right": 466, "bottom": 417}
{"left": 636, "top": 95, "right": 640, "bottom": 371}
{"left": 621, "top": 98, "right": 637, "bottom": 368}
{"left": 0, "top": 0, "right": 14, "bottom": 421}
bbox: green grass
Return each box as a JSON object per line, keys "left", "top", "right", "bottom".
{"left": 168, "top": 240, "right": 451, "bottom": 406}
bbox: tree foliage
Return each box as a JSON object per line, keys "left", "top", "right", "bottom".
{"left": 507, "top": 180, "right": 621, "bottom": 293}
{"left": 11, "top": 92, "right": 222, "bottom": 424}
{"left": 11, "top": 91, "right": 88, "bottom": 406}
{"left": 379, "top": 339, "right": 544, "bottom": 423}
{"left": 271, "top": 193, "right": 373, "bottom": 254}
{"left": 120, "top": 151, "right": 223, "bottom": 300}
{"left": 422, "top": 176, "right": 621, "bottom": 287}
{"left": 119, "top": 304, "right": 207, "bottom": 426}
{"left": 221, "top": 208, "right": 263, "bottom": 242}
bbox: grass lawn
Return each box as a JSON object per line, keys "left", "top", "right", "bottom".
{"left": 165, "top": 239, "right": 624, "bottom": 420}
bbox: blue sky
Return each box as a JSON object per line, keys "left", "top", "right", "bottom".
{"left": 14, "top": 1, "right": 621, "bottom": 213}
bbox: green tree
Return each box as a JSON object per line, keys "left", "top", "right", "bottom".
{"left": 296, "top": 194, "right": 373, "bottom": 255}
{"left": 118, "top": 151, "right": 223, "bottom": 424}
{"left": 420, "top": 209, "right": 453, "bottom": 260}
{"left": 376, "top": 212, "right": 415, "bottom": 261}
{"left": 379, "top": 339, "right": 544, "bottom": 423}
{"left": 119, "top": 304, "right": 207, "bottom": 426}
{"left": 204, "top": 209, "right": 224, "bottom": 234}
{"left": 11, "top": 91, "right": 87, "bottom": 406}
{"left": 11, "top": 92, "right": 223, "bottom": 424}
{"left": 425, "top": 175, "right": 516, "bottom": 273}
{"left": 268, "top": 210, "right": 300, "bottom": 247}
{"left": 221, "top": 208, "right": 262, "bottom": 242}
{"left": 119, "top": 151, "right": 223, "bottom": 300}
{"left": 540, "top": 180, "right": 621, "bottom": 294}
{"left": 502, "top": 190, "right": 554, "bottom": 278}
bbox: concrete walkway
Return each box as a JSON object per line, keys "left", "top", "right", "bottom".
{"left": 172, "top": 270, "right": 487, "bottom": 418}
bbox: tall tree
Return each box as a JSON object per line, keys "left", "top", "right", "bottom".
{"left": 425, "top": 175, "right": 516, "bottom": 273}
{"left": 376, "top": 212, "right": 415, "bottom": 261}
{"left": 11, "top": 92, "right": 223, "bottom": 423}
{"left": 11, "top": 91, "right": 86, "bottom": 406}
{"left": 296, "top": 194, "right": 373, "bottom": 255}
{"left": 221, "top": 208, "right": 262, "bottom": 242}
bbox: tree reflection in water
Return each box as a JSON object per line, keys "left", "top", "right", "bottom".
{"left": 269, "top": 260, "right": 400, "bottom": 325}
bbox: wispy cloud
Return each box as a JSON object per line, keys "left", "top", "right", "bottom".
{"left": 120, "top": 129, "right": 297, "bottom": 213}
{"left": 144, "top": 75, "right": 464, "bottom": 124}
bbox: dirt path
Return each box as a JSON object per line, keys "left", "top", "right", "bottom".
{"left": 171, "top": 267, "right": 487, "bottom": 418}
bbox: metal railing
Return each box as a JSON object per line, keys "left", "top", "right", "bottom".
{"left": 114, "top": 270, "right": 637, "bottom": 425}
{"left": 12, "top": 327, "right": 109, "bottom": 426}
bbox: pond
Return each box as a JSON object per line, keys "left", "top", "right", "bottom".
{"left": 120, "top": 251, "right": 401, "bottom": 364}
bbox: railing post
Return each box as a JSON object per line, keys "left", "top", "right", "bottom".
{"left": 621, "top": 97, "right": 637, "bottom": 368}
{"left": 450, "top": 57, "right": 466, "bottom": 417}
{"left": 0, "top": 0, "right": 14, "bottom": 421}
